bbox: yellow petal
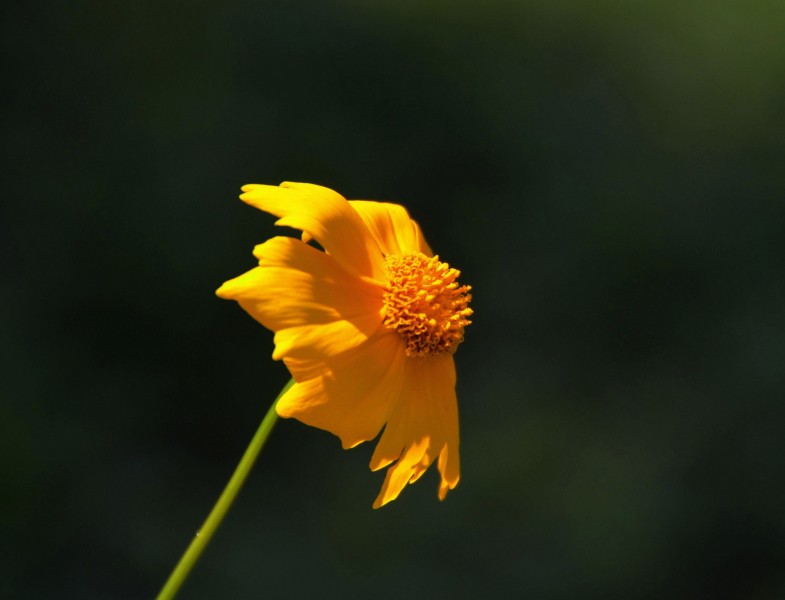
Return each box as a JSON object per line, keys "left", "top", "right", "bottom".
{"left": 239, "top": 182, "right": 386, "bottom": 281}
{"left": 216, "top": 236, "right": 384, "bottom": 360}
{"left": 276, "top": 332, "right": 406, "bottom": 449}
{"left": 370, "top": 355, "right": 460, "bottom": 508}
{"left": 348, "top": 201, "right": 433, "bottom": 257}
{"left": 271, "top": 317, "right": 383, "bottom": 361}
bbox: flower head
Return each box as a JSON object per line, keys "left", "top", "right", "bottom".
{"left": 217, "top": 182, "right": 472, "bottom": 508}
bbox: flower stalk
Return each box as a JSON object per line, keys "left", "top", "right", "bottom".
{"left": 157, "top": 378, "right": 294, "bottom": 600}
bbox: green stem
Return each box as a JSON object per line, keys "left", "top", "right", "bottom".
{"left": 157, "top": 378, "right": 294, "bottom": 600}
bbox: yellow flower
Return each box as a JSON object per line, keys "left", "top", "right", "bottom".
{"left": 216, "top": 182, "right": 472, "bottom": 508}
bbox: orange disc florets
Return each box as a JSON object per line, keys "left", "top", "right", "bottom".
{"left": 382, "top": 252, "right": 473, "bottom": 357}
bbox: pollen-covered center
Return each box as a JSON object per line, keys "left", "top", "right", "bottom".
{"left": 382, "top": 252, "right": 473, "bottom": 357}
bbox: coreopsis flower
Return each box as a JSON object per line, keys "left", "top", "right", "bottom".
{"left": 217, "top": 182, "right": 472, "bottom": 508}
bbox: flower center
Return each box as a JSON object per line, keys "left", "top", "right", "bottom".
{"left": 382, "top": 252, "right": 473, "bottom": 357}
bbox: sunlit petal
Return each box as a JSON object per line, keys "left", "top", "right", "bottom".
{"left": 240, "top": 182, "right": 386, "bottom": 281}
{"left": 217, "top": 236, "right": 384, "bottom": 360}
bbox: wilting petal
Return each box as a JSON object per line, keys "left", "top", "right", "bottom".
{"left": 277, "top": 332, "right": 406, "bottom": 449}
{"left": 349, "top": 201, "right": 433, "bottom": 257}
{"left": 216, "top": 236, "right": 384, "bottom": 360}
{"left": 240, "top": 182, "right": 386, "bottom": 282}
{"left": 370, "top": 355, "right": 460, "bottom": 508}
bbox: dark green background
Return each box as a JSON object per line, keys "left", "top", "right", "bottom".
{"left": 3, "top": 1, "right": 784, "bottom": 598}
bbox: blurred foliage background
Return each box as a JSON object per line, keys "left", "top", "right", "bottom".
{"left": 3, "top": 1, "right": 785, "bottom": 598}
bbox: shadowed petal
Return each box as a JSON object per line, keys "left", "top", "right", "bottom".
{"left": 349, "top": 201, "right": 433, "bottom": 257}
{"left": 277, "top": 332, "right": 407, "bottom": 449}
{"left": 369, "top": 355, "right": 460, "bottom": 508}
